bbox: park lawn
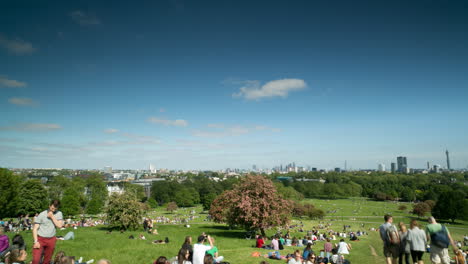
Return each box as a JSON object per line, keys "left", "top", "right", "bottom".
{"left": 9, "top": 198, "right": 468, "bottom": 264}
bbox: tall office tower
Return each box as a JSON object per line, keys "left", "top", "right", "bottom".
{"left": 378, "top": 163, "right": 386, "bottom": 172}
{"left": 427, "top": 162, "right": 430, "bottom": 170}
{"left": 391, "top": 163, "right": 396, "bottom": 173}
{"left": 104, "top": 166, "right": 112, "bottom": 173}
{"left": 446, "top": 150, "right": 451, "bottom": 170}
{"left": 397, "top": 156, "right": 408, "bottom": 173}
{"left": 149, "top": 164, "right": 156, "bottom": 173}
{"left": 280, "top": 164, "right": 283, "bottom": 172}
{"left": 252, "top": 165, "right": 257, "bottom": 171}
{"left": 334, "top": 167, "right": 341, "bottom": 173}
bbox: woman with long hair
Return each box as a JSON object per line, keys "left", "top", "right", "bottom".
{"left": 181, "top": 236, "right": 193, "bottom": 261}
{"left": 175, "top": 248, "right": 192, "bottom": 264}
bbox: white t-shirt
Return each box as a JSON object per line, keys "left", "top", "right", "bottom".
{"left": 192, "top": 243, "right": 212, "bottom": 264}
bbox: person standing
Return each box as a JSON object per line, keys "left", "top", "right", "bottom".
{"left": 407, "top": 220, "right": 427, "bottom": 264}
{"left": 380, "top": 214, "right": 400, "bottom": 264}
{"left": 32, "top": 200, "right": 63, "bottom": 264}
{"left": 398, "top": 222, "right": 411, "bottom": 264}
{"left": 425, "top": 217, "right": 458, "bottom": 264}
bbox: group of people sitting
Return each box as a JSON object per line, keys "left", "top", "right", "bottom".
{"left": 152, "top": 233, "right": 225, "bottom": 264}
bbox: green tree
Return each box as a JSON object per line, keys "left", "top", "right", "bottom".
{"left": 174, "top": 187, "right": 200, "bottom": 207}
{"left": 85, "top": 174, "right": 108, "bottom": 214}
{"left": 0, "top": 168, "right": 22, "bottom": 218}
{"left": 122, "top": 182, "right": 146, "bottom": 202}
{"left": 47, "top": 175, "right": 71, "bottom": 201}
{"left": 17, "top": 179, "right": 49, "bottom": 215}
{"left": 105, "top": 192, "right": 143, "bottom": 230}
{"left": 61, "top": 187, "right": 82, "bottom": 216}
{"left": 210, "top": 175, "right": 292, "bottom": 236}
{"left": 432, "top": 190, "right": 467, "bottom": 223}
{"left": 202, "top": 192, "right": 217, "bottom": 211}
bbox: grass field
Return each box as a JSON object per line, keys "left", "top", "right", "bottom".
{"left": 7, "top": 198, "right": 468, "bottom": 264}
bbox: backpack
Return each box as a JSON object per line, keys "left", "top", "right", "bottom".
{"left": 386, "top": 225, "right": 400, "bottom": 245}
{"left": 430, "top": 225, "right": 450, "bottom": 248}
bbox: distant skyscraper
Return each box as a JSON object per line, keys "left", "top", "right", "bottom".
{"left": 378, "top": 163, "right": 386, "bottom": 172}
{"left": 312, "top": 167, "right": 317, "bottom": 172}
{"left": 252, "top": 165, "right": 257, "bottom": 171}
{"left": 334, "top": 167, "right": 341, "bottom": 173}
{"left": 149, "top": 164, "right": 156, "bottom": 173}
{"left": 446, "top": 150, "right": 451, "bottom": 170}
{"left": 104, "top": 166, "right": 112, "bottom": 173}
{"left": 433, "top": 164, "right": 441, "bottom": 173}
{"left": 391, "top": 163, "right": 396, "bottom": 173}
{"left": 427, "top": 162, "right": 430, "bottom": 170}
{"left": 397, "top": 156, "right": 407, "bottom": 173}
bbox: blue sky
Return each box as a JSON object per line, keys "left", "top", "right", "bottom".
{"left": 1, "top": 0, "right": 467, "bottom": 170}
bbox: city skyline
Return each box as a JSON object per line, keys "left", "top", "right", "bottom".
{"left": 1, "top": 0, "right": 468, "bottom": 170}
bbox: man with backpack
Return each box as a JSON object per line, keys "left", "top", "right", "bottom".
{"left": 425, "top": 217, "right": 459, "bottom": 264}
{"left": 379, "top": 214, "right": 400, "bottom": 264}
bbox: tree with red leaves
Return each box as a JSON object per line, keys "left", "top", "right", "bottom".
{"left": 209, "top": 175, "right": 292, "bottom": 236}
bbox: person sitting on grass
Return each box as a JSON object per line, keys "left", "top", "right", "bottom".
{"left": 172, "top": 248, "right": 192, "bottom": 264}
{"left": 181, "top": 236, "right": 193, "bottom": 261}
{"left": 96, "top": 260, "right": 111, "bottom": 264}
{"left": 154, "top": 256, "right": 169, "bottom": 264}
{"left": 6, "top": 248, "right": 28, "bottom": 264}
{"left": 256, "top": 236, "right": 265, "bottom": 248}
{"left": 193, "top": 235, "right": 213, "bottom": 264}
{"left": 287, "top": 250, "right": 302, "bottom": 264}
{"left": 303, "top": 242, "right": 314, "bottom": 260}
{"left": 0, "top": 227, "right": 9, "bottom": 256}
{"left": 303, "top": 253, "right": 317, "bottom": 264}
{"left": 203, "top": 255, "right": 213, "bottom": 264}
{"left": 205, "top": 237, "right": 224, "bottom": 263}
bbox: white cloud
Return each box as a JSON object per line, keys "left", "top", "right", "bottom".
{"left": 233, "top": 78, "right": 307, "bottom": 100}
{"left": 104, "top": 128, "right": 119, "bottom": 134}
{"left": 0, "top": 76, "right": 27, "bottom": 88}
{"left": 148, "top": 117, "right": 188, "bottom": 127}
{"left": 159, "top": 108, "right": 166, "bottom": 113}
{"left": 0, "top": 34, "right": 36, "bottom": 54}
{"left": 192, "top": 124, "right": 280, "bottom": 138}
{"left": 69, "top": 10, "right": 101, "bottom": 26}
{"left": 8, "top": 97, "right": 39, "bottom": 106}
{"left": 0, "top": 123, "right": 62, "bottom": 132}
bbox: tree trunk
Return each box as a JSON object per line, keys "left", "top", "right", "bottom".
{"left": 260, "top": 228, "right": 266, "bottom": 237}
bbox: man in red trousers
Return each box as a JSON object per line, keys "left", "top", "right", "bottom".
{"left": 32, "top": 200, "right": 63, "bottom": 264}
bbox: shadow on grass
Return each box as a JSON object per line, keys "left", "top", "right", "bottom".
{"left": 199, "top": 225, "right": 245, "bottom": 239}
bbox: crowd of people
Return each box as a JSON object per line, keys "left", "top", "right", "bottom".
{"left": 379, "top": 214, "right": 468, "bottom": 264}
{"left": 1, "top": 200, "right": 468, "bottom": 264}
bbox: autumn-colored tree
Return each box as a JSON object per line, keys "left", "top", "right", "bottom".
{"left": 209, "top": 175, "right": 292, "bottom": 236}
{"left": 166, "top": 201, "right": 178, "bottom": 213}
{"left": 398, "top": 205, "right": 407, "bottom": 211}
{"left": 412, "top": 202, "right": 431, "bottom": 218}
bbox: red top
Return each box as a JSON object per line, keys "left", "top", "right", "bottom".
{"left": 256, "top": 238, "right": 264, "bottom": 248}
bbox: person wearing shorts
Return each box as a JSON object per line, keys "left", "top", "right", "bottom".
{"left": 380, "top": 214, "right": 399, "bottom": 264}
{"left": 425, "top": 217, "right": 458, "bottom": 264}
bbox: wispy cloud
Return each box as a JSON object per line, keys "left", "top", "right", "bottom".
{"left": 159, "top": 108, "right": 166, "bottom": 113}
{"left": 147, "top": 117, "right": 188, "bottom": 127}
{"left": 232, "top": 78, "right": 307, "bottom": 100}
{"left": 192, "top": 124, "right": 280, "bottom": 138}
{"left": 69, "top": 10, "right": 101, "bottom": 26}
{"left": 8, "top": 97, "right": 39, "bottom": 107}
{"left": 0, "top": 75, "right": 27, "bottom": 88}
{"left": 104, "top": 128, "right": 119, "bottom": 134}
{"left": 0, "top": 123, "right": 62, "bottom": 132}
{"left": 0, "top": 34, "right": 36, "bottom": 54}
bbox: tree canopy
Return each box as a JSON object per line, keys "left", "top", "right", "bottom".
{"left": 209, "top": 175, "right": 292, "bottom": 236}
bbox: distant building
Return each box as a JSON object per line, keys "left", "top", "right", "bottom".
{"left": 252, "top": 165, "right": 257, "bottom": 171}
{"left": 311, "top": 168, "right": 317, "bottom": 172}
{"left": 149, "top": 164, "right": 156, "bottom": 173}
{"left": 433, "top": 164, "right": 441, "bottom": 173}
{"left": 378, "top": 163, "right": 386, "bottom": 172}
{"left": 334, "top": 167, "right": 341, "bottom": 173}
{"left": 397, "top": 156, "right": 408, "bottom": 173}
{"left": 446, "top": 150, "right": 451, "bottom": 170}
{"left": 391, "top": 163, "right": 396, "bottom": 173}
{"left": 104, "top": 166, "right": 112, "bottom": 173}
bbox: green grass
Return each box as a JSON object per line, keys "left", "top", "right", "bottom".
{"left": 8, "top": 198, "right": 468, "bottom": 264}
